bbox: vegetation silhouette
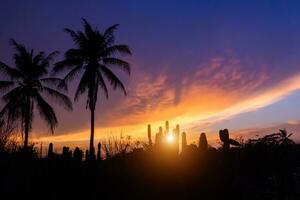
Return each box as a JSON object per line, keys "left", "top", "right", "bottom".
{"left": 0, "top": 124, "right": 299, "bottom": 200}
{"left": 0, "top": 40, "right": 72, "bottom": 148}
{"left": 219, "top": 128, "right": 240, "bottom": 150}
{"left": 53, "top": 18, "right": 132, "bottom": 159}
{"left": 199, "top": 132, "right": 208, "bottom": 152}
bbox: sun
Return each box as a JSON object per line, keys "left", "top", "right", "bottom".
{"left": 166, "top": 134, "right": 174, "bottom": 143}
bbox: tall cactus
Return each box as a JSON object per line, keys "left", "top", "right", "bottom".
{"left": 165, "top": 121, "right": 169, "bottom": 135}
{"left": 156, "top": 126, "right": 163, "bottom": 146}
{"left": 73, "top": 147, "right": 83, "bottom": 162}
{"left": 97, "top": 142, "right": 102, "bottom": 161}
{"left": 48, "top": 143, "right": 53, "bottom": 159}
{"left": 147, "top": 124, "right": 152, "bottom": 146}
{"left": 159, "top": 126, "right": 163, "bottom": 135}
{"left": 199, "top": 132, "right": 208, "bottom": 152}
{"left": 182, "top": 132, "right": 187, "bottom": 152}
{"left": 62, "top": 146, "right": 69, "bottom": 160}
{"left": 176, "top": 124, "right": 180, "bottom": 135}
{"left": 174, "top": 124, "right": 180, "bottom": 154}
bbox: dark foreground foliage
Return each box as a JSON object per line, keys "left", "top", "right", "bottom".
{"left": 0, "top": 141, "right": 300, "bottom": 200}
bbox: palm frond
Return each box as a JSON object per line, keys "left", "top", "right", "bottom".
{"left": 2, "top": 86, "right": 23, "bottom": 104}
{"left": 41, "top": 87, "right": 73, "bottom": 111}
{"left": 100, "top": 65, "right": 127, "bottom": 95}
{"left": 33, "top": 92, "right": 58, "bottom": 134}
{"left": 10, "top": 39, "right": 28, "bottom": 56}
{"left": 0, "top": 81, "right": 15, "bottom": 92}
{"left": 103, "top": 45, "right": 132, "bottom": 56}
{"left": 104, "top": 24, "right": 119, "bottom": 37}
{"left": 61, "top": 64, "right": 83, "bottom": 85}
{"left": 64, "top": 28, "right": 81, "bottom": 43}
{"left": 103, "top": 58, "right": 131, "bottom": 75}
{"left": 0, "top": 61, "right": 23, "bottom": 79}
{"left": 74, "top": 67, "right": 94, "bottom": 101}
{"left": 33, "top": 52, "right": 46, "bottom": 65}
{"left": 65, "top": 49, "right": 84, "bottom": 59}
{"left": 40, "top": 51, "right": 59, "bottom": 67}
{"left": 103, "top": 24, "right": 119, "bottom": 45}
{"left": 81, "top": 18, "right": 95, "bottom": 39}
{"left": 53, "top": 58, "right": 83, "bottom": 74}
{"left": 0, "top": 99, "right": 22, "bottom": 129}
{"left": 40, "top": 78, "right": 68, "bottom": 91}
{"left": 96, "top": 70, "right": 109, "bottom": 98}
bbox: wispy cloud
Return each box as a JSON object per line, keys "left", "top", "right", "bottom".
{"left": 33, "top": 55, "right": 300, "bottom": 146}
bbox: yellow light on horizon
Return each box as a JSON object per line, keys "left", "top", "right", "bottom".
{"left": 166, "top": 134, "right": 174, "bottom": 143}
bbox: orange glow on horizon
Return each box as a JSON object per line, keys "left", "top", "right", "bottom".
{"left": 31, "top": 71, "right": 300, "bottom": 149}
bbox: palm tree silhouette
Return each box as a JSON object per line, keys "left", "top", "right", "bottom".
{"left": 54, "top": 19, "right": 131, "bottom": 158}
{"left": 0, "top": 39, "right": 72, "bottom": 148}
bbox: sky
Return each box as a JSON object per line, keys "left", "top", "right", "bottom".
{"left": 1, "top": 0, "right": 300, "bottom": 148}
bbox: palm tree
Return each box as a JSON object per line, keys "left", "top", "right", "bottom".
{"left": 0, "top": 39, "right": 72, "bottom": 148}
{"left": 278, "top": 129, "right": 295, "bottom": 145}
{"left": 54, "top": 19, "right": 131, "bottom": 158}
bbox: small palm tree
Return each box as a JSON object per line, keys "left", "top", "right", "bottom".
{"left": 0, "top": 39, "right": 72, "bottom": 148}
{"left": 54, "top": 19, "right": 131, "bottom": 158}
{"left": 278, "top": 129, "right": 294, "bottom": 145}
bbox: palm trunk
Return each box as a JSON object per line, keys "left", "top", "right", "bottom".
{"left": 24, "top": 98, "right": 30, "bottom": 149}
{"left": 89, "top": 108, "right": 95, "bottom": 159}
{"left": 24, "top": 123, "right": 29, "bottom": 148}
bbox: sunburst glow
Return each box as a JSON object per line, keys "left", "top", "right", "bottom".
{"left": 166, "top": 134, "right": 175, "bottom": 143}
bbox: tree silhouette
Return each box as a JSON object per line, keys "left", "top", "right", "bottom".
{"left": 277, "top": 129, "right": 295, "bottom": 145}
{"left": 249, "top": 129, "right": 295, "bottom": 146}
{"left": 0, "top": 39, "right": 72, "bottom": 148}
{"left": 53, "top": 18, "right": 131, "bottom": 158}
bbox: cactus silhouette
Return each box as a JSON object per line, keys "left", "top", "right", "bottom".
{"left": 199, "top": 132, "right": 208, "bottom": 152}
{"left": 219, "top": 129, "right": 240, "bottom": 150}
{"left": 68, "top": 150, "right": 72, "bottom": 159}
{"left": 175, "top": 124, "right": 180, "bottom": 154}
{"left": 159, "top": 126, "right": 163, "bottom": 136}
{"left": 85, "top": 150, "right": 89, "bottom": 161}
{"left": 89, "top": 147, "right": 95, "bottom": 160}
{"left": 62, "top": 146, "right": 70, "bottom": 160}
{"left": 73, "top": 147, "right": 83, "bottom": 162}
{"left": 155, "top": 133, "right": 159, "bottom": 146}
{"left": 219, "top": 129, "right": 230, "bottom": 150}
{"left": 48, "top": 143, "right": 53, "bottom": 159}
{"left": 155, "top": 126, "right": 163, "bottom": 147}
{"left": 147, "top": 124, "right": 152, "bottom": 146}
{"left": 97, "top": 142, "right": 102, "bottom": 161}
{"left": 165, "top": 121, "right": 169, "bottom": 135}
{"left": 182, "top": 132, "right": 187, "bottom": 152}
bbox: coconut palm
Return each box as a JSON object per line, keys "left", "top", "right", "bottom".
{"left": 0, "top": 39, "right": 72, "bottom": 148}
{"left": 54, "top": 19, "right": 131, "bottom": 158}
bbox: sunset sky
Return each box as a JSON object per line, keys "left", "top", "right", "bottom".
{"left": 1, "top": 0, "right": 300, "bottom": 148}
